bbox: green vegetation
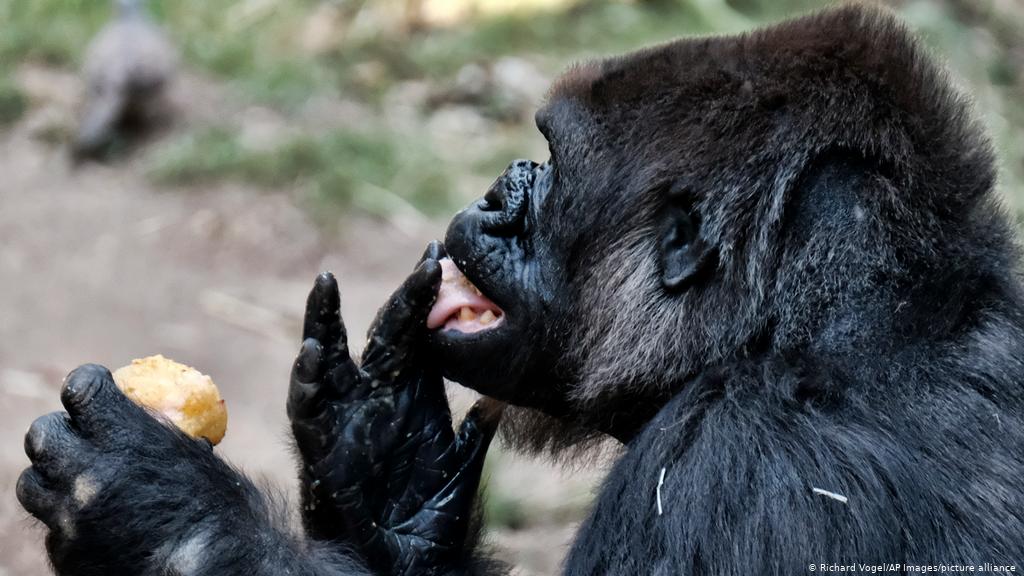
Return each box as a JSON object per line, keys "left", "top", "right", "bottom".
{"left": 147, "top": 126, "right": 454, "bottom": 218}
{"left": 0, "top": 0, "right": 109, "bottom": 67}
{"left": 3, "top": 0, "right": 1024, "bottom": 217}
{"left": 483, "top": 489, "right": 530, "bottom": 531}
{"left": 0, "top": 73, "right": 26, "bottom": 126}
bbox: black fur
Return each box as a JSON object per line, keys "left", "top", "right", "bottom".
{"left": 441, "top": 2, "right": 1024, "bottom": 572}
{"left": 17, "top": 4, "right": 1024, "bottom": 575}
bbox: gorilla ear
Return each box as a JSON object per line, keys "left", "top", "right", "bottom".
{"left": 657, "top": 188, "right": 717, "bottom": 291}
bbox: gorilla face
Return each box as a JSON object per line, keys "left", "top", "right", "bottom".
{"left": 431, "top": 153, "right": 571, "bottom": 411}
{"left": 429, "top": 94, "right": 620, "bottom": 410}
{"left": 430, "top": 93, "right": 720, "bottom": 424}
{"left": 425, "top": 52, "right": 764, "bottom": 438}
{"left": 428, "top": 55, "right": 781, "bottom": 438}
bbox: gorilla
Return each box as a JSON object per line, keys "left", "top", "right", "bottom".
{"left": 17, "top": 4, "right": 1024, "bottom": 575}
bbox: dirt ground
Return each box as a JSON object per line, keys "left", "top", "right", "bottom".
{"left": 0, "top": 67, "right": 602, "bottom": 576}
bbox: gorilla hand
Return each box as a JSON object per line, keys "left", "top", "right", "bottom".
{"left": 288, "top": 242, "right": 502, "bottom": 576}
{"left": 16, "top": 365, "right": 260, "bottom": 575}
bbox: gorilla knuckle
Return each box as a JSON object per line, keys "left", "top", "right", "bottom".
{"left": 61, "top": 363, "right": 114, "bottom": 410}
{"left": 25, "top": 412, "right": 69, "bottom": 460}
{"left": 16, "top": 468, "right": 51, "bottom": 514}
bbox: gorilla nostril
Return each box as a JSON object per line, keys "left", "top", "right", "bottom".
{"left": 480, "top": 160, "right": 536, "bottom": 235}
{"left": 481, "top": 186, "right": 503, "bottom": 212}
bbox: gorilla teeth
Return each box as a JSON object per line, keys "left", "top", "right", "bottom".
{"left": 428, "top": 258, "right": 506, "bottom": 332}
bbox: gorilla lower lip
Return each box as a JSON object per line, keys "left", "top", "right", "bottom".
{"left": 428, "top": 258, "right": 505, "bottom": 333}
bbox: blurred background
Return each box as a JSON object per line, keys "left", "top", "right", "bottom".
{"left": 1, "top": 0, "right": 1022, "bottom": 573}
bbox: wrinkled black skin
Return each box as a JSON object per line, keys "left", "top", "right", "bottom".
{"left": 17, "top": 4, "right": 1024, "bottom": 575}
{"left": 435, "top": 159, "right": 571, "bottom": 412}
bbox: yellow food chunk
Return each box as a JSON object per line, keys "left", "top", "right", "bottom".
{"left": 112, "top": 355, "right": 228, "bottom": 445}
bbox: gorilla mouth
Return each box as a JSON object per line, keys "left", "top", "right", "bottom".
{"left": 427, "top": 258, "right": 505, "bottom": 334}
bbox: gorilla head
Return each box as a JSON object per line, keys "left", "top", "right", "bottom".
{"left": 430, "top": 4, "right": 1005, "bottom": 448}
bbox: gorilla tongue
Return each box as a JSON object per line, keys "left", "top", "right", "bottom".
{"left": 427, "top": 258, "right": 504, "bottom": 333}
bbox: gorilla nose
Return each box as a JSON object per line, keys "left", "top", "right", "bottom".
{"left": 478, "top": 160, "right": 537, "bottom": 235}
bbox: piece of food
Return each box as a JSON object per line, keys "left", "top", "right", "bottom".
{"left": 112, "top": 355, "right": 228, "bottom": 445}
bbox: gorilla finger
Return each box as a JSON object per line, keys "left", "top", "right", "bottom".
{"left": 404, "top": 398, "right": 502, "bottom": 521}
{"left": 391, "top": 410, "right": 458, "bottom": 520}
{"left": 60, "top": 364, "right": 145, "bottom": 438}
{"left": 24, "top": 412, "right": 90, "bottom": 482}
{"left": 417, "top": 240, "right": 447, "bottom": 267}
{"left": 287, "top": 338, "right": 325, "bottom": 421}
{"left": 302, "top": 272, "right": 349, "bottom": 362}
{"left": 417, "top": 403, "right": 502, "bottom": 545}
{"left": 290, "top": 415, "right": 338, "bottom": 461}
{"left": 454, "top": 398, "right": 505, "bottom": 462}
{"left": 295, "top": 337, "right": 325, "bottom": 382}
{"left": 334, "top": 362, "right": 375, "bottom": 403}
{"left": 368, "top": 259, "right": 442, "bottom": 345}
{"left": 16, "top": 468, "right": 60, "bottom": 526}
{"left": 332, "top": 490, "right": 390, "bottom": 559}
{"left": 389, "top": 372, "right": 449, "bottom": 430}
{"left": 361, "top": 260, "right": 442, "bottom": 376}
